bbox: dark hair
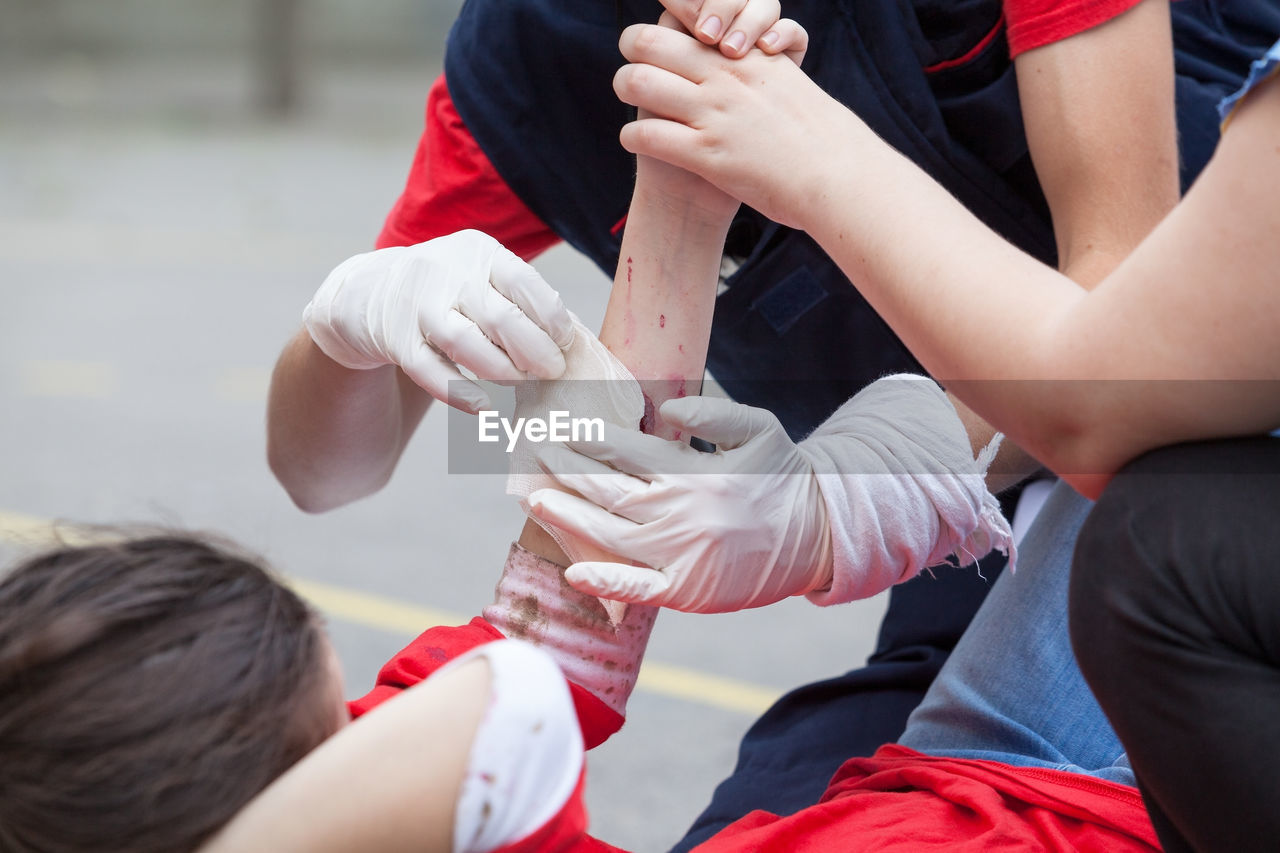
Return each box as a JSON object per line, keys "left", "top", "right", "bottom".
{"left": 0, "top": 533, "right": 335, "bottom": 852}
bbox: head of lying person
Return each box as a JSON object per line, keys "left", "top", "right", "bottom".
{"left": 0, "top": 534, "right": 348, "bottom": 852}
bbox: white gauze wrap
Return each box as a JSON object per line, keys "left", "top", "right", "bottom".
{"left": 483, "top": 543, "right": 657, "bottom": 717}
{"left": 803, "top": 375, "right": 1016, "bottom": 605}
{"left": 505, "top": 314, "right": 645, "bottom": 565}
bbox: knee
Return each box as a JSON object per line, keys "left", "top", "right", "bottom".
{"left": 1068, "top": 481, "right": 1138, "bottom": 692}
{"left": 1067, "top": 445, "right": 1203, "bottom": 687}
{"left": 1069, "top": 438, "right": 1278, "bottom": 685}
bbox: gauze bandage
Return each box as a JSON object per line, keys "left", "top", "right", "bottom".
{"left": 482, "top": 543, "right": 656, "bottom": 717}
{"left": 505, "top": 315, "right": 645, "bottom": 567}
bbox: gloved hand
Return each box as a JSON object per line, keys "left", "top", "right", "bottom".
{"left": 527, "top": 376, "right": 1012, "bottom": 613}
{"left": 303, "top": 230, "right": 574, "bottom": 413}
{"left": 528, "top": 395, "right": 834, "bottom": 613}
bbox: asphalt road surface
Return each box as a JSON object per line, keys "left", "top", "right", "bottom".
{"left": 0, "top": 56, "right": 888, "bottom": 851}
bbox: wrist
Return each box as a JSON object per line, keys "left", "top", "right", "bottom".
{"left": 792, "top": 109, "right": 876, "bottom": 236}
{"left": 634, "top": 157, "right": 740, "bottom": 226}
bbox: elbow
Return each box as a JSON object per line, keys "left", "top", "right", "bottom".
{"left": 267, "top": 449, "right": 332, "bottom": 515}
{"left": 1059, "top": 470, "right": 1116, "bottom": 502}
{"left": 1011, "top": 314, "right": 1132, "bottom": 496}
{"left": 1023, "top": 410, "right": 1127, "bottom": 502}
{"left": 280, "top": 482, "right": 345, "bottom": 516}
{"left": 267, "top": 444, "right": 385, "bottom": 515}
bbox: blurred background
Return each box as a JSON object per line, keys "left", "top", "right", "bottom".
{"left": 0, "top": 2, "right": 888, "bottom": 849}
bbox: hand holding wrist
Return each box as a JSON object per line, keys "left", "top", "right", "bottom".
{"left": 527, "top": 397, "right": 835, "bottom": 613}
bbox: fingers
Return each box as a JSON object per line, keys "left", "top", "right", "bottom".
{"left": 613, "top": 61, "right": 704, "bottom": 125}
{"left": 421, "top": 308, "right": 527, "bottom": 384}
{"left": 399, "top": 337, "right": 490, "bottom": 413}
{"left": 619, "top": 23, "right": 715, "bottom": 84}
{"left": 487, "top": 246, "right": 575, "bottom": 352}
{"left": 657, "top": 396, "right": 780, "bottom": 450}
{"left": 538, "top": 446, "right": 654, "bottom": 521}
{"left": 458, "top": 276, "right": 568, "bottom": 380}
{"left": 657, "top": 0, "right": 785, "bottom": 59}
{"left": 618, "top": 117, "right": 704, "bottom": 174}
{"left": 656, "top": 10, "right": 688, "bottom": 33}
{"left": 654, "top": 0, "right": 712, "bottom": 38}
{"left": 562, "top": 423, "right": 691, "bottom": 480}
{"left": 759, "top": 18, "right": 808, "bottom": 65}
{"left": 564, "top": 561, "right": 672, "bottom": 606}
{"left": 711, "top": 0, "right": 781, "bottom": 57}
{"left": 527, "top": 489, "right": 643, "bottom": 561}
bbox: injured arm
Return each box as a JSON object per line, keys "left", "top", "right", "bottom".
{"left": 497, "top": 145, "right": 735, "bottom": 708}
{"left": 511, "top": 145, "right": 733, "bottom": 563}
{"left": 205, "top": 116, "right": 736, "bottom": 853}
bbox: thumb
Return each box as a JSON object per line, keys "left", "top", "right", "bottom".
{"left": 565, "top": 561, "right": 672, "bottom": 605}
{"left": 654, "top": 1, "right": 702, "bottom": 37}
{"left": 658, "top": 396, "right": 782, "bottom": 450}
{"left": 488, "top": 244, "right": 575, "bottom": 351}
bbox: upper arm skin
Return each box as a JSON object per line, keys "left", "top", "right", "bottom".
{"left": 951, "top": 0, "right": 1180, "bottom": 490}
{"left": 800, "top": 56, "right": 1280, "bottom": 499}
{"left": 1015, "top": 0, "right": 1179, "bottom": 287}
{"left": 1036, "top": 72, "right": 1280, "bottom": 491}
{"left": 201, "top": 657, "right": 491, "bottom": 853}
{"left": 266, "top": 329, "right": 432, "bottom": 513}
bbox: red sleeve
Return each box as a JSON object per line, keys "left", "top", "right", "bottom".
{"left": 376, "top": 74, "right": 561, "bottom": 261}
{"left": 489, "top": 771, "right": 629, "bottom": 853}
{"left": 346, "top": 616, "right": 624, "bottom": 749}
{"left": 1002, "top": 0, "right": 1143, "bottom": 57}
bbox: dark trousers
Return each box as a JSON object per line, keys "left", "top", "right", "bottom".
{"left": 1070, "top": 436, "right": 1280, "bottom": 853}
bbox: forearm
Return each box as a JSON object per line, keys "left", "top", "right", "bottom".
{"left": 951, "top": 0, "right": 1179, "bottom": 490}
{"left": 499, "top": 172, "right": 730, "bottom": 694}
{"left": 517, "top": 162, "right": 730, "bottom": 562}
{"left": 599, "top": 169, "right": 731, "bottom": 433}
{"left": 267, "top": 329, "right": 429, "bottom": 512}
{"left": 1016, "top": 0, "right": 1178, "bottom": 284}
{"left": 805, "top": 119, "right": 1076, "bottom": 377}
{"left": 944, "top": 237, "right": 1159, "bottom": 494}
{"left": 799, "top": 120, "right": 1116, "bottom": 486}
{"left": 802, "top": 99, "right": 1280, "bottom": 495}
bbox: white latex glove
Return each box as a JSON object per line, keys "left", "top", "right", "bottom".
{"left": 303, "top": 230, "right": 574, "bottom": 413}
{"left": 527, "top": 376, "right": 1012, "bottom": 613}
{"left": 527, "top": 395, "right": 834, "bottom": 613}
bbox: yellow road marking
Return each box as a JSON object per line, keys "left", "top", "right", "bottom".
{"left": 0, "top": 511, "right": 779, "bottom": 715}
{"left": 213, "top": 367, "right": 272, "bottom": 403}
{"left": 20, "top": 360, "right": 118, "bottom": 399}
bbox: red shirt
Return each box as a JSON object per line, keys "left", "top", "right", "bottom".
{"left": 375, "top": 76, "right": 558, "bottom": 260}
{"left": 488, "top": 744, "right": 1158, "bottom": 853}
{"left": 351, "top": 622, "right": 1157, "bottom": 853}
{"left": 346, "top": 616, "right": 623, "bottom": 750}
{"left": 1004, "top": 0, "right": 1143, "bottom": 56}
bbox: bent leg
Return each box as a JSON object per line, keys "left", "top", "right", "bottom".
{"left": 898, "top": 480, "right": 1131, "bottom": 781}
{"left": 1070, "top": 436, "right": 1280, "bottom": 853}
